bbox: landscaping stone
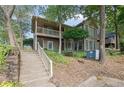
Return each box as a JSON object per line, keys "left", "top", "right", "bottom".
{"left": 79, "top": 76, "right": 124, "bottom": 87}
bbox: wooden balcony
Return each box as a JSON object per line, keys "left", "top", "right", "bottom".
{"left": 105, "top": 38, "right": 115, "bottom": 44}
{"left": 36, "top": 27, "right": 63, "bottom": 38}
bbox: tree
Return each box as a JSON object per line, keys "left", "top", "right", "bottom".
{"left": 80, "top": 5, "right": 100, "bottom": 28}
{"left": 63, "top": 27, "right": 88, "bottom": 51}
{"left": 113, "top": 5, "right": 119, "bottom": 49}
{"left": 44, "top": 5, "right": 76, "bottom": 54}
{"left": 13, "top": 5, "right": 35, "bottom": 49}
{"left": 23, "top": 38, "right": 33, "bottom": 48}
{"left": 99, "top": 5, "right": 106, "bottom": 63}
{"left": 0, "top": 5, "right": 16, "bottom": 47}
{"left": 106, "top": 5, "right": 120, "bottom": 49}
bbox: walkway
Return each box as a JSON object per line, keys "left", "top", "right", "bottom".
{"left": 20, "top": 51, "right": 55, "bottom": 87}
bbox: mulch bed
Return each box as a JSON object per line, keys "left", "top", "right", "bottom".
{"left": 50, "top": 55, "right": 124, "bottom": 87}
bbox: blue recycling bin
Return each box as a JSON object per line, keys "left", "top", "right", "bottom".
{"left": 86, "top": 50, "right": 99, "bottom": 60}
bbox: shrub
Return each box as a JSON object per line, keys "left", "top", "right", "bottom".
{"left": 0, "top": 44, "right": 12, "bottom": 65}
{"left": 0, "top": 81, "right": 19, "bottom": 87}
{"left": 64, "top": 51, "right": 86, "bottom": 58}
{"left": 106, "top": 48, "right": 121, "bottom": 56}
{"left": 45, "top": 50, "right": 68, "bottom": 64}
{"left": 73, "top": 51, "right": 86, "bottom": 58}
{"left": 64, "top": 51, "right": 73, "bottom": 56}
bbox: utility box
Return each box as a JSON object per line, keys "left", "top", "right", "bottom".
{"left": 86, "top": 50, "right": 99, "bottom": 60}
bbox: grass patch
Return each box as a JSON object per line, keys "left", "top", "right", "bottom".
{"left": 0, "top": 81, "right": 21, "bottom": 87}
{"left": 45, "top": 50, "right": 69, "bottom": 64}
{"left": 73, "top": 51, "right": 86, "bottom": 58}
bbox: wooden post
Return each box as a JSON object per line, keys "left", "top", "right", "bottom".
{"left": 64, "top": 39, "right": 67, "bottom": 51}
{"left": 34, "top": 17, "right": 38, "bottom": 51}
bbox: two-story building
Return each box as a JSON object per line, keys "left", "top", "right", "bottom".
{"left": 32, "top": 16, "right": 99, "bottom": 52}
{"left": 76, "top": 20, "right": 99, "bottom": 51}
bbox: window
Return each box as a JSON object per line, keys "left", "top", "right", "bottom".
{"left": 47, "top": 41, "right": 53, "bottom": 50}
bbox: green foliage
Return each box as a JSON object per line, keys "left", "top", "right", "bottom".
{"left": 64, "top": 51, "right": 86, "bottom": 58}
{"left": 12, "top": 20, "right": 21, "bottom": 39}
{"left": 0, "top": 26, "right": 8, "bottom": 44}
{"left": 44, "top": 5, "right": 77, "bottom": 23}
{"left": 63, "top": 27, "right": 88, "bottom": 40}
{"left": 73, "top": 51, "right": 86, "bottom": 58}
{"left": 0, "top": 44, "right": 12, "bottom": 65}
{"left": 0, "top": 81, "right": 19, "bottom": 87}
{"left": 23, "top": 38, "right": 33, "bottom": 47}
{"left": 45, "top": 50, "right": 68, "bottom": 64}
{"left": 120, "top": 38, "right": 124, "bottom": 52}
{"left": 81, "top": 5, "right": 99, "bottom": 28}
{"left": 106, "top": 48, "right": 121, "bottom": 56}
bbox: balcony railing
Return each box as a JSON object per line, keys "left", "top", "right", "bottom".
{"left": 37, "top": 27, "right": 60, "bottom": 37}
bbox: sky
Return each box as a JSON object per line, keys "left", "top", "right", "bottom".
{"left": 25, "top": 14, "right": 84, "bottom": 38}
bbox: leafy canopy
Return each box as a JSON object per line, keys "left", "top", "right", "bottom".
{"left": 44, "top": 5, "right": 77, "bottom": 23}
{"left": 63, "top": 27, "right": 88, "bottom": 40}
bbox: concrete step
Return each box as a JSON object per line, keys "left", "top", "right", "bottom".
{"left": 22, "top": 76, "right": 50, "bottom": 85}
{"left": 20, "top": 72, "right": 48, "bottom": 81}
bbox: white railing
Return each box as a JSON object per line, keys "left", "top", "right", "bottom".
{"left": 37, "top": 42, "right": 53, "bottom": 78}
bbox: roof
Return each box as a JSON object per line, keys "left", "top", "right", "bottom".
{"left": 32, "top": 16, "right": 72, "bottom": 33}
{"left": 75, "top": 19, "right": 98, "bottom": 29}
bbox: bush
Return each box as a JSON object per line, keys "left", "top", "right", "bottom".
{"left": 64, "top": 51, "right": 86, "bottom": 58}
{"left": 0, "top": 44, "right": 12, "bottom": 65}
{"left": 45, "top": 50, "right": 68, "bottom": 64}
{"left": 106, "top": 48, "right": 121, "bottom": 56}
{"left": 73, "top": 51, "right": 86, "bottom": 58}
{"left": 64, "top": 51, "right": 73, "bottom": 56}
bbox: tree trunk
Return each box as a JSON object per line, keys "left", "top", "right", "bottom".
{"left": 0, "top": 5, "right": 16, "bottom": 47}
{"left": 59, "top": 23, "right": 62, "bottom": 54}
{"left": 19, "top": 30, "right": 23, "bottom": 49}
{"left": 5, "top": 15, "right": 16, "bottom": 47}
{"left": 99, "top": 5, "right": 106, "bottom": 63}
{"left": 113, "top": 5, "right": 119, "bottom": 49}
{"left": 19, "top": 20, "right": 24, "bottom": 49}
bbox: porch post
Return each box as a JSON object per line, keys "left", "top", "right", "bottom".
{"left": 64, "top": 39, "right": 66, "bottom": 51}
{"left": 34, "top": 17, "right": 38, "bottom": 51}
{"left": 43, "top": 39, "right": 44, "bottom": 48}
